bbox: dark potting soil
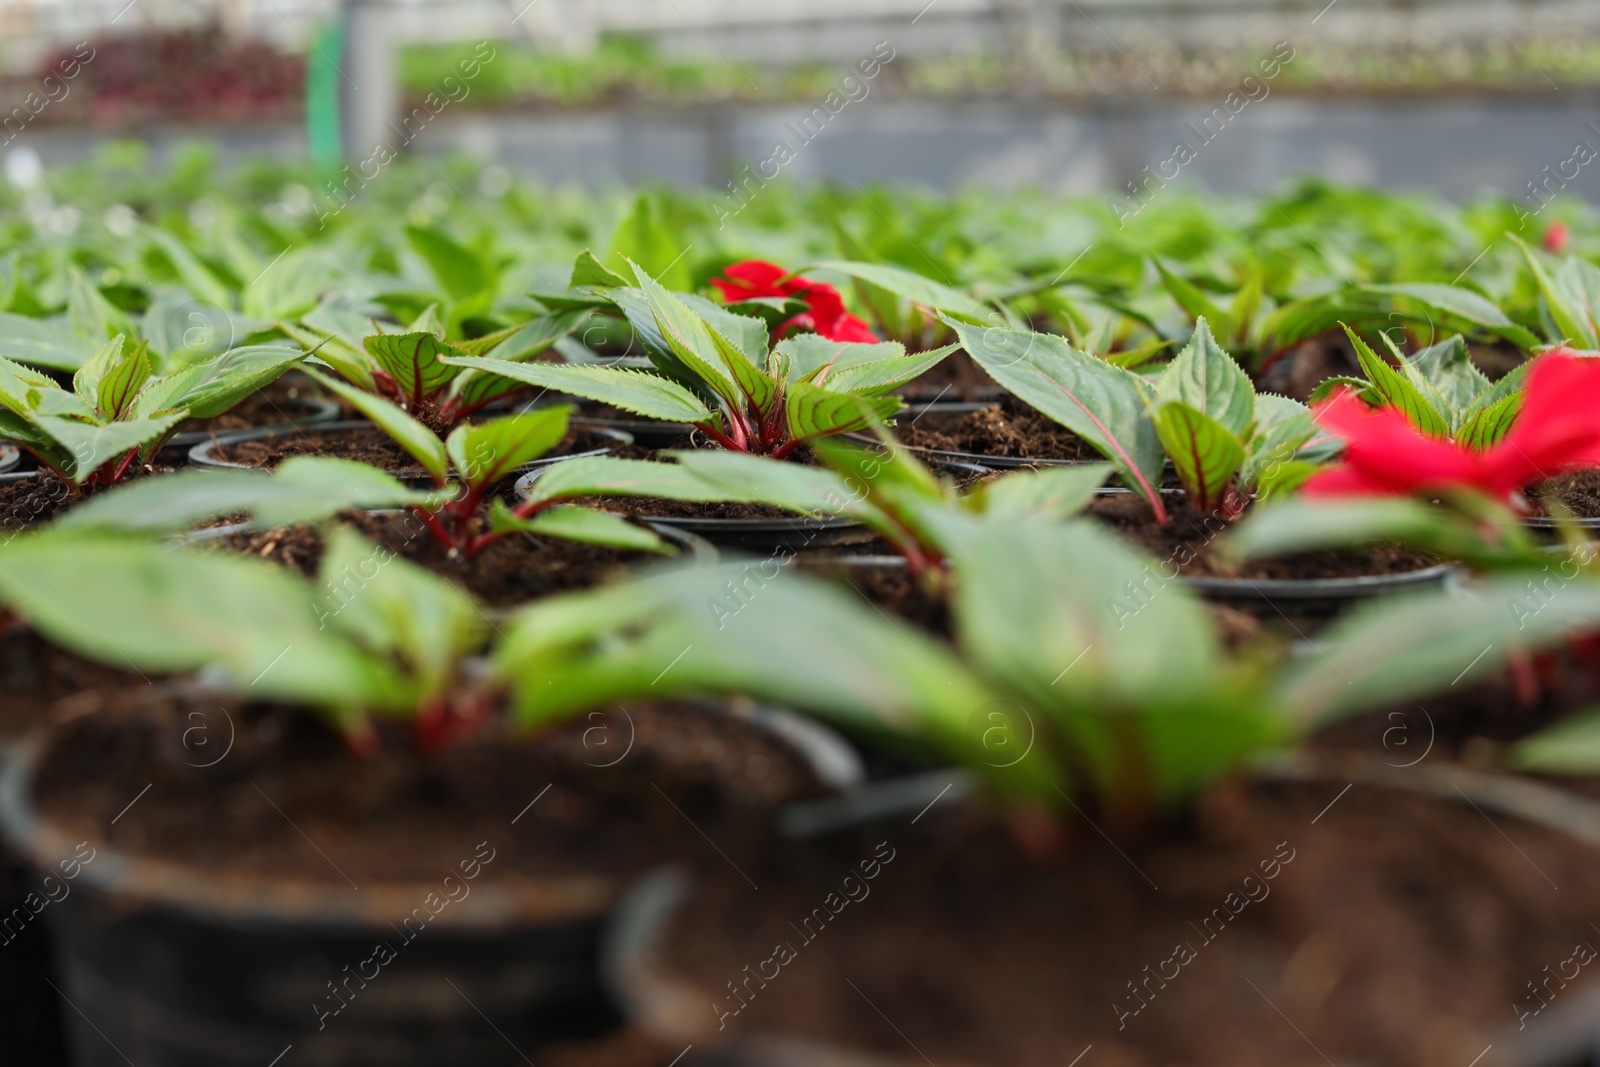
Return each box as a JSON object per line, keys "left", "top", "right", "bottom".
{"left": 175, "top": 377, "right": 328, "bottom": 436}
{"left": 650, "top": 777, "right": 1600, "bottom": 1067}
{"left": 894, "top": 349, "right": 997, "bottom": 403}
{"left": 33, "top": 698, "right": 821, "bottom": 891}
{"left": 894, "top": 394, "right": 1101, "bottom": 462}
{"left": 1255, "top": 333, "right": 1356, "bottom": 403}
{"left": 0, "top": 627, "right": 144, "bottom": 742}
{"left": 1088, "top": 494, "right": 1441, "bottom": 581}
{"left": 0, "top": 463, "right": 174, "bottom": 534}
{"left": 221, "top": 511, "right": 660, "bottom": 606}
{"left": 210, "top": 425, "right": 614, "bottom": 479}
{"left": 1531, "top": 468, "right": 1600, "bottom": 519}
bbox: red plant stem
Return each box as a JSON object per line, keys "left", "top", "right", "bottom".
{"left": 770, "top": 437, "right": 805, "bottom": 460}
{"left": 694, "top": 422, "right": 746, "bottom": 451}
{"left": 409, "top": 505, "right": 458, "bottom": 551}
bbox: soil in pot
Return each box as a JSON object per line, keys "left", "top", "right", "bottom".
{"left": 1530, "top": 469, "right": 1600, "bottom": 521}
{"left": 1088, "top": 493, "right": 1440, "bottom": 582}
{"left": 218, "top": 510, "right": 672, "bottom": 607}
{"left": 208, "top": 424, "right": 615, "bottom": 480}
{"left": 893, "top": 350, "right": 998, "bottom": 403}
{"left": 0, "top": 627, "right": 142, "bottom": 742}
{"left": 0, "top": 463, "right": 175, "bottom": 534}
{"left": 33, "top": 698, "right": 825, "bottom": 891}
{"left": 21, "top": 695, "right": 831, "bottom": 1067}
{"left": 894, "top": 394, "right": 1101, "bottom": 462}
{"left": 641, "top": 777, "right": 1600, "bottom": 1067}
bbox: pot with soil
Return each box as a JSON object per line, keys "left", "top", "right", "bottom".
{"left": 1090, "top": 489, "right": 1458, "bottom": 633}
{"left": 1524, "top": 470, "right": 1600, "bottom": 532}
{"left": 189, "top": 421, "right": 625, "bottom": 487}
{"left": 184, "top": 513, "right": 720, "bottom": 610}
{"left": 0, "top": 689, "right": 863, "bottom": 1067}
{"left": 881, "top": 396, "right": 1105, "bottom": 470}
{"left": 604, "top": 758, "right": 1600, "bottom": 1067}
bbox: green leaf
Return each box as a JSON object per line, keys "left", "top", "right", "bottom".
{"left": 803, "top": 260, "right": 988, "bottom": 322}
{"left": 280, "top": 319, "right": 375, "bottom": 392}
{"left": 405, "top": 225, "right": 493, "bottom": 303}
{"left": 0, "top": 533, "right": 400, "bottom": 711}
{"left": 1238, "top": 393, "right": 1317, "bottom": 494}
{"left": 629, "top": 263, "right": 749, "bottom": 417}
{"left": 1224, "top": 497, "right": 1537, "bottom": 571}
{"left": 1150, "top": 400, "right": 1245, "bottom": 511}
{"left": 303, "top": 368, "right": 449, "bottom": 486}
{"left": 1511, "top": 707, "right": 1600, "bottom": 775}
{"left": 72, "top": 335, "right": 128, "bottom": 410}
{"left": 569, "top": 249, "right": 630, "bottom": 290}
{"left": 318, "top": 526, "right": 484, "bottom": 703}
{"left": 1366, "top": 284, "right": 1533, "bottom": 348}
{"left": 1154, "top": 259, "right": 1236, "bottom": 342}
{"left": 948, "top": 319, "right": 1165, "bottom": 511}
{"left": 1277, "top": 575, "right": 1600, "bottom": 728}
{"left": 608, "top": 195, "right": 692, "bottom": 292}
{"left": 55, "top": 459, "right": 447, "bottom": 534}
{"left": 143, "top": 226, "right": 234, "bottom": 310}
{"left": 0, "top": 312, "right": 96, "bottom": 370}
{"left": 1513, "top": 235, "right": 1599, "bottom": 347}
{"left": 438, "top": 357, "right": 713, "bottom": 423}
{"left": 966, "top": 463, "right": 1113, "bottom": 521}
{"left": 1156, "top": 317, "right": 1254, "bottom": 436}
{"left": 67, "top": 266, "right": 132, "bottom": 343}
{"left": 364, "top": 332, "right": 461, "bottom": 407}
{"left": 1343, "top": 323, "right": 1450, "bottom": 438}
{"left": 1456, "top": 390, "right": 1524, "bottom": 451}
{"left": 785, "top": 382, "right": 902, "bottom": 444}
{"left": 489, "top": 500, "right": 669, "bottom": 553}
{"left": 132, "top": 345, "right": 307, "bottom": 421}
{"left": 446, "top": 407, "right": 571, "bottom": 489}
{"left": 96, "top": 341, "right": 152, "bottom": 420}
{"left": 1403, "top": 335, "right": 1489, "bottom": 424}
{"left": 37, "top": 411, "right": 188, "bottom": 484}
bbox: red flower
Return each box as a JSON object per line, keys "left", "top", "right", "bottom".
{"left": 1302, "top": 351, "right": 1600, "bottom": 506}
{"left": 711, "top": 260, "right": 877, "bottom": 344}
{"left": 1544, "top": 220, "right": 1571, "bottom": 254}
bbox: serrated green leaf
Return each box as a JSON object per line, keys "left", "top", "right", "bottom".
{"left": 143, "top": 226, "right": 234, "bottom": 310}
{"left": 1150, "top": 400, "right": 1245, "bottom": 511}
{"left": 304, "top": 368, "right": 449, "bottom": 486}
{"left": 785, "top": 382, "right": 901, "bottom": 444}
{"left": 1456, "top": 389, "right": 1523, "bottom": 451}
{"left": 569, "top": 249, "right": 630, "bottom": 290}
{"left": 1513, "top": 235, "right": 1599, "bottom": 348}
{"left": 36, "top": 411, "right": 189, "bottom": 484}
{"left": 947, "top": 319, "right": 1165, "bottom": 512}
{"left": 1238, "top": 393, "right": 1316, "bottom": 493}
{"left": 1343, "top": 323, "right": 1451, "bottom": 438}
{"left": 1511, "top": 707, "right": 1600, "bottom": 775}
{"left": 364, "top": 332, "right": 460, "bottom": 407}
{"left": 1156, "top": 317, "right": 1253, "bottom": 436}
{"left": 96, "top": 341, "right": 152, "bottom": 419}
{"left": 439, "top": 356, "right": 712, "bottom": 423}
{"left": 132, "top": 345, "right": 306, "bottom": 421}
{"left": 446, "top": 407, "right": 571, "bottom": 489}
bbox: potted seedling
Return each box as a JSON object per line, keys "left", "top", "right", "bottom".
{"left": 0, "top": 527, "right": 860, "bottom": 1067}
{"left": 1227, "top": 342, "right": 1600, "bottom": 569}
{"left": 492, "top": 525, "right": 1600, "bottom": 1067}
{"left": 0, "top": 334, "right": 306, "bottom": 529}
{"left": 205, "top": 302, "right": 595, "bottom": 477}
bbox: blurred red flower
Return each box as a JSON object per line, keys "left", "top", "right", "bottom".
{"left": 1545, "top": 220, "right": 1571, "bottom": 254}
{"left": 1302, "top": 351, "right": 1600, "bottom": 506}
{"left": 711, "top": 260, "right": 877, "bottom": 344}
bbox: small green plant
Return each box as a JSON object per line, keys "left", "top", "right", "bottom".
{"left": 948, "top": 316, "right": 1321, "bottom": 522}
{"left": 444, "top": 258, "right": 957, "bottom": 458}
{"left": 0, "top": 334, "right": 304, "bottom": 487}
{"left": 283, "top": 303, "right": 585, "bottom": 434}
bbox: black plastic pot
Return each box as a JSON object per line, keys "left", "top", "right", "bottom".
{"left": 0, "top": 742, "right": 69, "bottom": 1067}
{"left": 869, "top": 402, "right": 1090, "bottom": 471}
{"left": 512, "top": 468, "right": 875, "bottom": 552}
{"left": 0, "top": 700, "right": 862, "bottom": 1067}
{"left": 164, "top": 394, "right": 341, "bottom": 451}
{"left": 189, "top": 421, "right": 625, "bottom": 488}
{"left": 606, "top": 759, "right": 1600, "bottom": 1067}
{"left": 0, "top": 442, "right": 19, "bottom": 475}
